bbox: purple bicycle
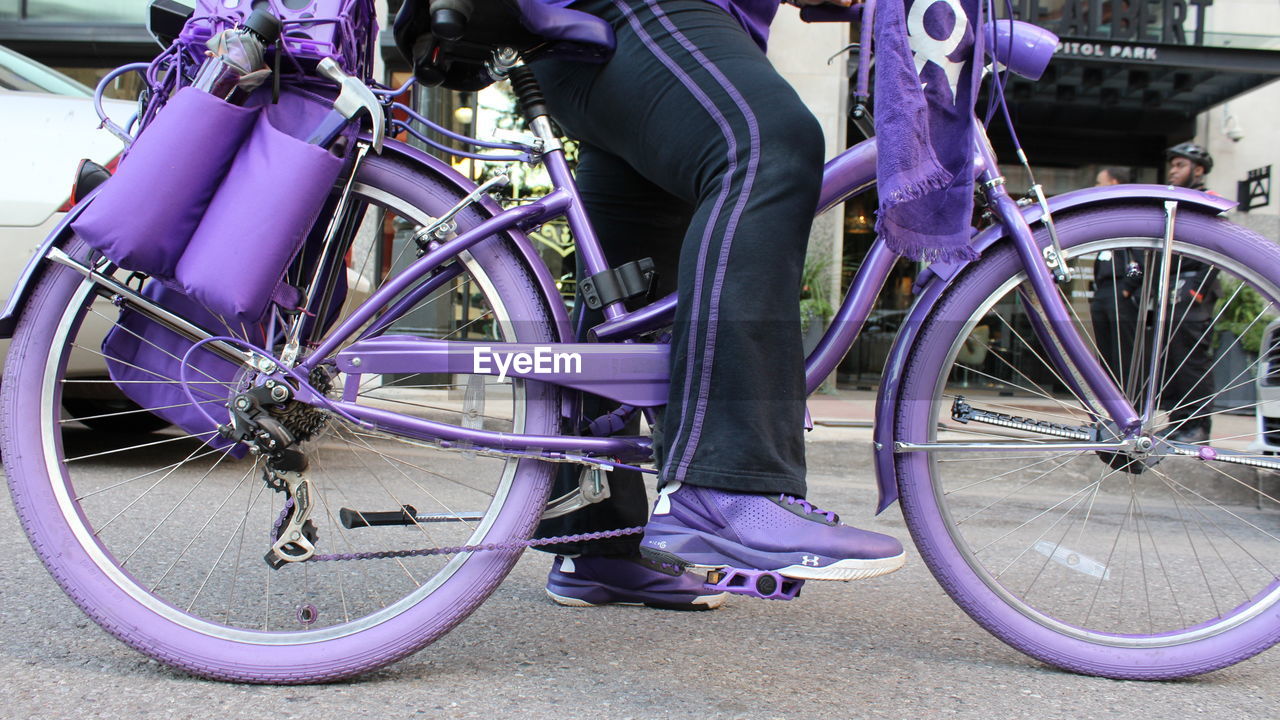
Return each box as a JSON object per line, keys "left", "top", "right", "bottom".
{"left": 1, "top": 0, "right": 1277, "bottom": 683}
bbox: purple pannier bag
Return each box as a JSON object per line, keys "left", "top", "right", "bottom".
{"left": 175, "top": 91, "right": 343, "bottom": 322}
{"left": 77, "top": 85, "right": 342, "bottom": 323}
{"left": 102, "top": 282, "right": 254, "bottom": 456}
{"left": 71, "top": 88, "right": 258, "bottom": 279}
{"left": 92, "top": 88, "right": 345, "bottom": 446}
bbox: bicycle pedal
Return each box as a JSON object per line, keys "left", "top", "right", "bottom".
{"left": 704, "top": 567, "right": 803, "bottom": 601}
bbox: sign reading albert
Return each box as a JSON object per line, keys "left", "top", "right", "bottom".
{"left": 1015, "top": 0, "right": 1214, "bottom": 45}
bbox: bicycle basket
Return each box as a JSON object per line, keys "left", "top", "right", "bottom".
{"left": 178, "top": 0, "right": 377, "bottom": 78}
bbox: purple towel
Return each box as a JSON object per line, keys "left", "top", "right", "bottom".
{"left": 874, "top": 0, "right": 983, "bottom": 262}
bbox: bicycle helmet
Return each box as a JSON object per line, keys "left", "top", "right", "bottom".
{"left": 1166, "top": 142, "right": 1213, "bottom": 173}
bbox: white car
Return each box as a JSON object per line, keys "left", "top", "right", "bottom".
{"left": 0, "top": 45, "right": 135, "bottom": 291}
{"left": 0, "top": 45, "right": 158, "bottom": 430}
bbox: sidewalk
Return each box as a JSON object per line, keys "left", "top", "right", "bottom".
{"left": 806, "top": 386, "right": 878, "bottom": 444}
{"left": 805, "top": 383, "right": 1260, "bottom": 452}
{"left": 807, "top": 386, "right": 877, "bottom": 426}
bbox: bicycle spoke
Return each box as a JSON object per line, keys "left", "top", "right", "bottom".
{"left": 154, "top": 459, "right": 257, "bottom": 594}
{"left": 1014, "top": 466, "right": 1112, "bottom": 596}
{"left": 75, "top": 446, "right": 227, "bottom": 501}
{"left": 988, "top": 306, "right": 1093, "bottom": 416}
{"left": 210, "top": 474, "right": 272, "bottom": 618}
{"left": 58, "top": 397, "right": 224, "bottom": 426}
{"left": 119, "top": 445, "right": 239, "bottom": 564}
{"left": 944, "top": 452, "right": 1073, "bottom": 494}
{"left": 1151, "top": 464, "right": 1273, "bottom": 593}
{"left": 85, "top": 305, "right": 229, "bottom": 386}
{"left": 68, "top": 343, "right": 228, "bottom": 401}
{"left": 65, "top": 430, "right": 220, "bottom": 464}
{"left": 94, "top": 438, "right": 230, "bottom": 535}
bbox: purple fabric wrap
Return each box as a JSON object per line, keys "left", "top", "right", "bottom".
{"left": 873, "top": 0, "right": 982, "bottom": 262}
{"left": 175, "top": 92, "right": 342, "bottom": 323}
{"left": 71, "top": 88, "right": 258, "bottom": 279}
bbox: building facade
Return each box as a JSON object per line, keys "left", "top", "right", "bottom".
{"left": 4, "top": 1, "right": 1278, "bottom": 386}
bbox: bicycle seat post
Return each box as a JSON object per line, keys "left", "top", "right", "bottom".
{"left": 494, "top": 49, "right": 622, "bottom": 317}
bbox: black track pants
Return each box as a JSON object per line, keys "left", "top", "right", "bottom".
{"left": 532, "top": 0, "right": 824, "bottom": 554}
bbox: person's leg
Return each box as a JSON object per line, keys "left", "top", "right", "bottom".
{"left": 540, "top": 0, "right": 814, "bottom": 492}
{"left": 532, "top": 146, "right": 724, "bottom": 608}
{"left": 534, "top": 0, "right": 903, "bottom": 581}
{"left": 1160, "top": 265, "right": 1219, "bottom": 442}
{"left": 1162, "top": 318, "right": 1216, "bottom": 441}
{"left": 534, "top": 146, "right": 686, "bottom": 558}
{"left": 1091, "top": 299, "right": 1122, "bottom": 384}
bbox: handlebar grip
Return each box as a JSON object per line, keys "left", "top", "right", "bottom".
{"left": 799, "top": 5, "right": 863, "bottom": 23}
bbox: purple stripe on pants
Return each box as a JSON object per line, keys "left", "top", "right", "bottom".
{"left": 646, "top": 0, "right": 762, "bottom": 483}
{"left": 611, "top": 0, "right": 762, "bottom": 484}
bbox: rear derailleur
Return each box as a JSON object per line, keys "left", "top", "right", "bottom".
{"left": 218, "top": 378, "right": 320, "bottom": 569}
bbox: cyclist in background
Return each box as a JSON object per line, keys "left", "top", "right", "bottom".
{"left": 1089, "top": 166, "right": 1140, "bottom": 390}
{"left": 1157, "top": 142, "right": 1219, "bottom": 444}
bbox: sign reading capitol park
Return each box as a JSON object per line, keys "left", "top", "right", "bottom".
{"left": 1055, "top": 41, "right": 1160, "bottom": 60}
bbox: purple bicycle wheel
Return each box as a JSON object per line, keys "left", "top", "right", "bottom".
{"left": 896, "top": 204, "right": 1280, "bottom": 679}
{"left": 0, "top": 151, "right": 563, "bottom": 682}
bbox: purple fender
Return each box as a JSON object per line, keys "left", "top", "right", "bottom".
{"left": 0, "top": 136, "right": 572, "bottom": 342}
{"left": 869, "top": 184, "right": 1237, "bottom": 514}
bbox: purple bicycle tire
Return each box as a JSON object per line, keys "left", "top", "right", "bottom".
{"left": 895, "top": 204, "right": 1280, "bottom": 679}
{"left": 0, "top": 152, "right": 563, "bottom": 683}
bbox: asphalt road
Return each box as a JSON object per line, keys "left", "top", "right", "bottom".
{"left": 0, "top": 430, "right": 1276, "bottom": 720}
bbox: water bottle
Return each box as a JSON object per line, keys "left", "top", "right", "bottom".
{"left": 191, "top": 8, "right": 282, "bottom": 104}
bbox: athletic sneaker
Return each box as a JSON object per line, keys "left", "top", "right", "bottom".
{"left": 545, "top": 554, "right": 728, "bottom": 610}
{"left": 640, "top": 482, "right": 906, "bottom": 581}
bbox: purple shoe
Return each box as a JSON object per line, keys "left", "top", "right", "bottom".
{"left": 545, "top": 555, "right": 727, "bottom": 610}
{"left": 640, "top": 483, "right": 906, "bottom": 581}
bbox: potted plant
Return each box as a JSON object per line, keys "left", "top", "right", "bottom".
{"left": 800, "top": 255, "right": 836, "bottom": 354}
{"left": 1212, "top": 277, "right": 1275, "bottom": 412}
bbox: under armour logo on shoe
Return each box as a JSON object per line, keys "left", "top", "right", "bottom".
{"left": 801, "top": 555, "right": 821, "bottom": 566}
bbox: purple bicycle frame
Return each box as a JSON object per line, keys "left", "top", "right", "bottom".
{"left": 295, "top": 117, "right": 1140, "bottom": 460}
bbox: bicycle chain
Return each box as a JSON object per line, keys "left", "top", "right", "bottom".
{"left": 308, "top": 526, "right": 646, "bottom": 563}
{"left": 260, "top": 417, "right": 652, "bottom": 564}
{"left": 270, "top": 484, "right": 646, "bottom": 563}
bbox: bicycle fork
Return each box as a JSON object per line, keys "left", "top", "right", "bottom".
{"left": 981, "top": 140, "right": 1143, "bottom": 437}
{"left": 895, "top": 142, "right": 1146, "bottom": 457}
